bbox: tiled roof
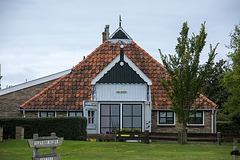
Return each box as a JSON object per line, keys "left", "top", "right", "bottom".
{"left": 20, "top": 40, "right": 216, "bottom": 110}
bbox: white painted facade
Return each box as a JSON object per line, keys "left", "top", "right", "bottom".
{"left": 93, "top": 83, "right": 148, "bottom": 101}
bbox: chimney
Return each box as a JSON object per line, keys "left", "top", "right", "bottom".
{"left": 105, "top": 25, "right": 110, "bottom": 40}
{"left": 102, "top": 25, "right": 110, "bottom": 43}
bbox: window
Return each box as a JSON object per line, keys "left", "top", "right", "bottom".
{"left": 122, "top": 104, "right": 142, "bottom": 130}
{"left": 39, "top": 111, "right": 55, "bottom": 117}
{"left": 88, "top": 111, "right": 95, "bottom": 124}
{"left": 68, "top": 111, "right": 83, "bottom": 117}
{"left": 159, "top": 111, "right": 174, "bottom": 124}
{"left": 100, "top": 104, "right": 120, "bottom": 134}
{"left": 189, "top": 111, "right": 203, "bottom": 124}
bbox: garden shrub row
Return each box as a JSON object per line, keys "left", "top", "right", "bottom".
{"left": 0, "top": 117, "right": 87, "bottom": 140}
{"left": 217, "top": 121, "right": 240, "bottom": 134}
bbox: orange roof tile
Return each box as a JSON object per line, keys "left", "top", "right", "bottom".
{"left": 20, "top": 40, "right": 216, "bottom": 110}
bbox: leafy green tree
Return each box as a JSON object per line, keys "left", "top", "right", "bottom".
{"left": 221, "top": 24, "right": 240, "bottom": 114}
{"left": 204, "top": 59, "right": 230, "bottom": 121}
{"left": 159, "top": 22, "right": 218, "bottom": 143}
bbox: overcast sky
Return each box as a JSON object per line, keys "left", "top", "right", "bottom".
{"left": 0, "top": 0, "right": 239, "bottom": 89}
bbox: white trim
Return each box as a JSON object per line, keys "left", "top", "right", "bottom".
{"left": 0, "top": 69, "right": 71, "bottom": 96}
{"left": 109, "top": 26, "right": 132, "bottom": 40}
{"left": 211, "top": 110, "right": 214, "bottom": 133}
{"left": 91, "top": 54, "right": 152, "bottom": 85}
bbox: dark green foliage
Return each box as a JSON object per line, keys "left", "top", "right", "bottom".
{"left": 231, "top": 111, "right": 240, "bottom": 124}
{"left": 0, "top": 117, "right": 87, "bottom": 140}
{"left": 217, "top": 121, "right": 240, "bottom": 134}
{"left": 204, "top": 59, "right": 230, "bottom": 109}
{"left": 221, "top": 23, "right": 240, "bottom": 114}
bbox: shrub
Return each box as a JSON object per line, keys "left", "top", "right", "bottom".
{"left": 217, "top": 121, "right": 240, "bottom": 134}
{"left": 0, "top": 117, "right": 87, "bottom": 140}
{"left": 231, "top": 111, "right": 240, "bottom": 124}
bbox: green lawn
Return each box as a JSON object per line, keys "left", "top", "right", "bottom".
{"left": 0, "top": 139, "right": 235, "bottom": 160}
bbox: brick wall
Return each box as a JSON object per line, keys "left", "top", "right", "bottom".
{"left": 151, "top": 110, "right": 215, "bottom": 133}
{"left": 0, "top": 80, "right": 55, "bottom": 118}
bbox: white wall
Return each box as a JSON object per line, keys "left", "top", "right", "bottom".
{"left": 94, "top": 84, "right": 147, "bottom": 101}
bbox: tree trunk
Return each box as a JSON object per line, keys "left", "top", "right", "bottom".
{"left": 178, "top": 127, "right": 187, "bottom": 144}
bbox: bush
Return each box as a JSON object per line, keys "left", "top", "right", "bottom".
{"left": 231, "top": 111, "right": 240, "bottom": 124}
{"left": 217, "top": 121, "right": 240, "bottom": 134}
{"left": 0, "top": 117, "right": 87, "bottom": 140}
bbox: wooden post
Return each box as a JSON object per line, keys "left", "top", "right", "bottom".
{"left": 233, "top": 139, "right": 238, "bottom": 160}
{"left": 145, "top": 130, "right": 149, "bottom": 144}
{"left": 0, "top": 127, "right": 3, "bottom": 142}
{"left": 217, "top": 132, "right": 221, "bottom": 145}
{"left": 33, "top": 134, "right": 38, "bottom": 157}
{"left": 113, "top": 130, "right": 117, "bottom": 142}
{"left": 15, "top": 126, "right": 24, "bottom": 139}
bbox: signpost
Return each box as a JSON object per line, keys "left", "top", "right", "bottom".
{"left": 28, "top": 133, "right": 63, "bottom": 160}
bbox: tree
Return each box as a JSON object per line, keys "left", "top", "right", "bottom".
{"left": 204, "top": 59, "right": 230, "bottom": 121}
{"left": 221, "top": 24, "right": 240, "bottom": 114}
{"left": 159, "top": 22, "right": 218, "bottom": 143}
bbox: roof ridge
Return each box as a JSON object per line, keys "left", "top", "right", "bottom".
{"left": 131, "top": 41, "right": 167, "bottom": 71}
{"left": 20, "top": 74, "right": 67, "bottom": 109}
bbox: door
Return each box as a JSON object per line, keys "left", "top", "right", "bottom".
{"left": 84, "top": 101, "right": 98, "bottom": 134}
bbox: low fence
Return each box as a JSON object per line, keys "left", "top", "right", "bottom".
{"left": 87, "top": 131, "right": 240, "bottom": 144}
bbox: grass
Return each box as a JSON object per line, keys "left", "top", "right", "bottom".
{"left": 0, "top": 139, "right": 235, "bottom": 160}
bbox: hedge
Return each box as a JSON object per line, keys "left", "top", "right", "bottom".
{"left": 217, "top": 121, "right": 240, "bottom": 134}
{"left": 0, "top": 117, "right": 87, "bottom": 140}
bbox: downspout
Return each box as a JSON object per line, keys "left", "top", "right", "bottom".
{"left": 211, "top": 110, "right": 214, "bottom": 133}
{"left": 215, "top": 109, "right": 217, "bottom": 133}
{"left": 23, "top": 109, "right": 26, "bottom": 118}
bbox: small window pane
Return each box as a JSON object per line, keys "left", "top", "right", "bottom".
{"left": 167, "top": 112, "right": 173, "bottom": 117}
{"left": 101, "top": 105, "right": 110, "bottom": 116}
{"left": 40, "top": 112, "right": 47, "bottom": 117}
{"left": 160, "top": 118, "right": 166, "bottom": 123}
{"left": 189, "top": 114, "right": 194, "bottom": 118}
{"left": 196, "top": 112, "right": 202, "bottom": 117}
{"left": 69, "top": 112, "right": 75, "bottom": 117}
{"left": 111, "top": 117, "right": 119, "bottom": 128}
{"left": 48, "top": 112, "right": 55, "bottom": 117}
{"left": 160, "top": 112, "right": 166, "bottom": 117}
{"left": 111, "top": 105, "right": 119, "bottom": 116}
{"left": 101, "top": 117, "right": 110, "bottom": 127}
{"left": 123, "top": 117, "right": 131, "bottom": 128}
{"left": 133, "top": 105, "right": 141, "bottom": 116}
{"left": 76, "top": 112, "right": 82, "bottom": 117}
{"left": 166, "top": 118, "right": 174, "bottom": 124}
{"left": 123, "top": 105, "right": 131, "bottom": 116}
{"left": 133, "top": 117, "right": 141, "bottom": 128}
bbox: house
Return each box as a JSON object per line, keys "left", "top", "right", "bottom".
{"left": 0, "top": 69, "right": 71, "bottom": 118}
{"left": 17, "top": 23, "right": 217, "bottom": 134}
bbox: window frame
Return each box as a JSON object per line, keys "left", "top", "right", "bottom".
{"left": 68, "top": 111, "right": 83, "bottom": 117}
{"left": 188, "top": 111, "right": 204, "bottom": 125}
{"left": 100, "top": 104, "right": 120, "bottom": 134}
{"left": 158, "top": 110, "right": 175, "bottom": 125}
{"left": 39, "top": 111, "right": 55, "bottom": 118}
{"left": 122, "top": 104, "right": 142, "bottom": 130}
